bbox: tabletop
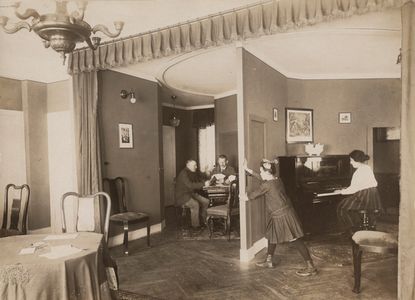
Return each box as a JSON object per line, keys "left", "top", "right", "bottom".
{"left": 0, "top": 232, "right": 112, "bottom": 300}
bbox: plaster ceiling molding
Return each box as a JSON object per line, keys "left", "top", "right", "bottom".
{"left": 159, "top": 45, "right": 238, "bottom": 98}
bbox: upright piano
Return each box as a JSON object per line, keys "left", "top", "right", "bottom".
{"left": 278, "top": 155, "right": 352, "bottom": 234}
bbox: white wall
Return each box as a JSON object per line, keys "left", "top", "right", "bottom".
{"left": 0, "top": 109, "right": 27, "bottom": 225}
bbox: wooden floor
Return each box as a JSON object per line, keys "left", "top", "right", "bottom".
{"left": 110, "top": 208, "right": 397, "bottom": 300}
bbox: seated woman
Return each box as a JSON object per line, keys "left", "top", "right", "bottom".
{"left": 336, "top": 150, "right": 383, "bottom": 232}
{"left": 242, "top": 159, "right": 317, "bottom": 276}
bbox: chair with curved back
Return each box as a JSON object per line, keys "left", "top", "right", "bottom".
{"left": 61, "top": 192, "right": 111, "bottom": 242}
{"left": 103, "top": 177, "right": 150, "bottom": 255}
{"left": 0, "top": 184, "right": 30, "bottom": 237}
{"left": 206, "top": 181, "right": 239, "bottom": 241}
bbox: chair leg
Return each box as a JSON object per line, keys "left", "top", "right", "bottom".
{"left": 227, "top": 217, "right": 231, "bottom": 242}
{"left": 146, "top": 219, "right": 151, "bottom": 247}
{"left": 352, "top": 242, "right": 362, "bottom": 293}
{"left": 207, "top": 217, "right": 213, "bottom": 239}
{"left": 123, "top": 221, "right": 129, "bottom": 255}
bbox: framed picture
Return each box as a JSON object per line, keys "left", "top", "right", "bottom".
{"left": 285, "top": 108, "right": 313, "bottom": 143}
{"left": 119, "top": 123, "right": 133, "bottom": 148}
{"left": 339, "top": 112, "right": 351, "bottom": 124}
{"left": 273, "top": 108, "right": 278, "bottom": 122}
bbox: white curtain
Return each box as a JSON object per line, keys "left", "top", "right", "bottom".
{"left": 198, "top": 125, "right": 216, "bottom": 174}
{"left": 68, "top": 0, "right": 398, "bottom": 74}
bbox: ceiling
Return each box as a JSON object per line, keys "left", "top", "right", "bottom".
{"left": 0, "top": 1, "right": 402, "bottom": 107}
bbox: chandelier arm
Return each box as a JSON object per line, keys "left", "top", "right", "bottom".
{"left": 0, "top": 17, "right": 31, "bottom": 34}
{"left": 85, "top": 37, "right": 98, "bottom": 51}
{"left": 14, "top": 3, "right": 40, "bottom": 21}
{"left": 92, "top": 22, "right": 124, "bottom": 38}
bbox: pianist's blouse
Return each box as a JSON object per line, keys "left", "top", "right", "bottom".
{"left": 341, "top": 164, "right": 377, "bottom": 195}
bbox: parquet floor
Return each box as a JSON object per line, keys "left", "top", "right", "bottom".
{"left": 110, "top": 208, "right": 397, "bottom": 300}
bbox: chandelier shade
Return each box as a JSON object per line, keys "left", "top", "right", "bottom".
{"left": 0, "top": 1, "right": 124, "bottom": 63}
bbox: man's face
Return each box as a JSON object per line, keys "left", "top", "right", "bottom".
{"left": 218, "top": 158, "right": 227, "bottom": 169}
{"left": 187, "top": 161, "right": 197, "bottom": 172}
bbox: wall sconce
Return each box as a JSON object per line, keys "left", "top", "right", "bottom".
{"left": 120, "top": 89, "right": 137, "bottom": 104}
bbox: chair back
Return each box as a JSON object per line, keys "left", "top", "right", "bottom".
{"left": 61, "top": 192, "right": 111, "bottom": 242}
{"left": 2, "top": 184, "right": 30, "bottom": 234}
{"left": 227, "top": 181, "right": 239, "bottom": 212}
{"left": 103, "top": 177, "right": 127, "bottom": 214}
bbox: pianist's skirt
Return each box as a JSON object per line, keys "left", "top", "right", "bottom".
{"left": 337, "top": 187, "right": 383, "bottom": 228}
{"left": 266, "top": 205, "right": 304, "bottom": 244}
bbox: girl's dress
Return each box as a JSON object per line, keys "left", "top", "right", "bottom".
{"left": 248, "top": 178, "right": 304, "bottom": 243}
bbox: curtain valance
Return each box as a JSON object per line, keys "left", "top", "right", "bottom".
{"left": 68, "top": 0, "right": 400, "bottom": 74}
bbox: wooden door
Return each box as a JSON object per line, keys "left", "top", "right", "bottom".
{"left": 162, "top": 126, "right": 176, "bottom": 207}
{"left": 247, "top": 116, "right": 267, "bottom": 247}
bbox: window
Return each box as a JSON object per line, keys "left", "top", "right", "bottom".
{"left": 198, "top": 124, "right": 215, "bottom": 173}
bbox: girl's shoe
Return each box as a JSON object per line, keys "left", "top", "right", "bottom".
{"left": 255, "top": 255, "right": 276, "bottom": 268}
{"left": 295, "top": 267, "right": 318, "bottom": 276}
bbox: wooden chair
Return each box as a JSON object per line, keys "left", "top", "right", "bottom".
{"left": 351, "top": 230, "right": 398, "bottom": 293}
{"left": 61, "top": 192, "right": 111, "bottom": 242}
{"left": 206, "top": 181, "right": 239, "bottom": 241}
{"left": 103, "top": 177, "right": 150, "bottom": 255}
{"left": 0, "top": 184, "right": 30, "bottom": 237}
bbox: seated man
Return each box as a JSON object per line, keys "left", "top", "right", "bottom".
{"left": 211, "top": 155, "right": 237, "bottom": 184}
{"left": 175, "top": 160, "right": 210, "bottom": 229}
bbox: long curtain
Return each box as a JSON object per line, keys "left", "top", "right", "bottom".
{"left": 399, "top": 1, "right": 415, "bottom": 299}
{"left": 72, "top": 71, "right": 102, "bottom": 233}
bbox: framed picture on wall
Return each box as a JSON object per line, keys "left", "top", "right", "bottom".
{"left": 339, "top": 112, "right": 352, "bottom": 124}
{"left": 285, "top": 108, "right": 313, "bottom": 143}
{"left": 273, "top": 108, "right": 278, "bottom": 122}
{"left": 119, "top": 123, "right": 133, "bottom": 148}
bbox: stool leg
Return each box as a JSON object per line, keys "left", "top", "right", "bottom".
{"left": 352, "top": 242, "right": 362, "bottom": 293}
{"left": 146, "top": 219, "right": 151, "bottom": 247}
{"left": 123, "top": 221, "right": 129, "bottom": 255}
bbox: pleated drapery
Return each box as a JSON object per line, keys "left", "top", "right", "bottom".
{"left": 399, "top": 2, "right": 415, "bottom": 298}
{"left": 72, "top": 71, "right": 103, "bottom": 233}
{"left": 67, "top": 0, "right": 399, "bottom": 74}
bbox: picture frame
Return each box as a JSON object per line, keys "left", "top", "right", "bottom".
{"left": 339, "top": 112, "right": 352, "bottom": 124}
{"left": 273, "top": 108, "right": 278, "bottom": 122}
{"left": 119, "top": 123, "right": 133, "bottom": 148}
{"left": 285, "top": 108, "right": 313, "bottom": 143}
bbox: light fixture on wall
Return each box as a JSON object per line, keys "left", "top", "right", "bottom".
{"left": 169, "top": 95, "right": 180, "bottom": 127}
{"left": 0, "top": 1, "right": 124, "bottom": 64}
{"left": 120, "top": 89, "right": 137, "bottom": 104}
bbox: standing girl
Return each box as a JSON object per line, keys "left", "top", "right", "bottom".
{"left": 336, "top": 150, "right": 383, "bottom": 231}
{"left": 243, "top": 159, "right": 317, "bottom": 276}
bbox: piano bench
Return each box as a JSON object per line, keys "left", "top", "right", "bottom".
{"left": 350, "top": 209, "right": 380, "bottom": 231}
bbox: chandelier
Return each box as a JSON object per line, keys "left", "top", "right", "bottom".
{"left": 0, "top": 1, "right": 124, "bottom": 63}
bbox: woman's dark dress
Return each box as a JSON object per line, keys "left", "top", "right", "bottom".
{"left": 248, "top": 178, "right": 304, "bottom": 243}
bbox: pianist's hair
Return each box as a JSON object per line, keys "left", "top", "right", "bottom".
{"left": 349, "top": 150, "right": 370, "bottom": 163}
{"left": 260, "top": 159, "right": 277, "bottom": 175}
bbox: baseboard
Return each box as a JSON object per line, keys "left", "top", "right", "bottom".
{"left": 28, "top": 227, "right": 52, "bottom": 234}
{"left": 108, "top": 222, "right": 162, "bottom": 248}
{"left": 239, "top": 237, "right": 267, "bottom": 262}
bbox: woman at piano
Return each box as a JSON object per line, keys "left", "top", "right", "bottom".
{"left": 335, "top": 150, "right": 383, "bottom": 232}
{"left": 242, "top": 159, "right": 317, "bottom": 277}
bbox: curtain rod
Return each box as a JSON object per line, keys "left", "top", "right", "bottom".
{"left": 73, "top": 0, "right": 273, "bottom": 52}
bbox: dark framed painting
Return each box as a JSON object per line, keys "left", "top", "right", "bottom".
{"left": 285, "top": 108, "right": 313, "bottom": 143}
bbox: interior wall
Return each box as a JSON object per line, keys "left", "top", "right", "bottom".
{"left": 215, "top": 95, "right": 238, "bottom": 170}
{"left": 0, "top": 77, "right": 22, "bottom": 110}
{"left": 286, "top": 78, "right": 401, "bottom": 155}
{"left": 243, "top": 49, "right": 288, "bottom": 247}
{"left": 22, "top": 80, "right": 51, "bottom": 230}
{"left": 99, "top": 70, "right": 162, "bottom": 236}
{"left": 162, "top": 106, "right": 198, "bottom": 175}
